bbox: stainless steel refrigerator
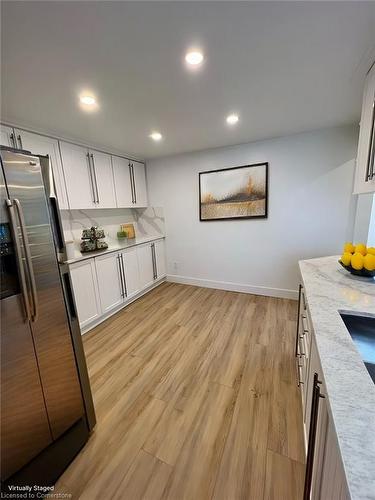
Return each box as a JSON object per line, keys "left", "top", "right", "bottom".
{"left": 0, "top": 146, "right": 95, "bottom": 491}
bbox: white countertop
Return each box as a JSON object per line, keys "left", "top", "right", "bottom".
{"left": 64, "top": 234, "right": 165, "bottom": 265}
{"left": 299, "top": 256, "right": 375, "bottom": 500}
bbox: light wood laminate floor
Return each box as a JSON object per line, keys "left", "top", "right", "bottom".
{"left": 55, "top": 282, "right": 305, "bottom": 500}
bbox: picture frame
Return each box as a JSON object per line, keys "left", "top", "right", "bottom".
{"left": 199, "top": 162, "right": 269, "bottom": 221}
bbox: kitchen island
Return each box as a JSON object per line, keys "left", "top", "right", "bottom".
{"left": 299, "top": 255, "right": 375, "bottom": 500}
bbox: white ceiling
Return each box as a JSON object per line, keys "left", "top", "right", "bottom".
{"left": 2, "top": 1, "right": 375, "bottom": 159}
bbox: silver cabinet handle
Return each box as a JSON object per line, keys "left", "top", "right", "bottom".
{"left": 131, "top": 164, "right": 137, "bottom": 204}
{"left": 366, "top": 94, "right": 375, "bottom": 181}
{"left": 117, "top": 254, "right": 125, "bottom": 297}
{"left": 120, "top": 254, "right": 127, "bottom": 297}
{"left": 295, "top": 284, "right": 302, "bottom": 357}
{"left": 17, "top": 134, "right": 23, "bottom": 150}
{"left": 369, "top": 96, "right": 375, "bottom": 180}
{"left": 86, "top": 153, "right": 96, "bottom": 204}
{"left": 13, "top": 198, "right": 38, "bottom": 321}
{"left": 151, "top": 243, "right": 157, "bottom": 280}
{"left": 295, "top": 357, "right": 304, "bottom": 387}
{"left": 154, "top": 244, "right": 157, "bottom": 279}
{"left": 303, "top": 373, "right": 325, "bottom": 500}
{"left": 9, "top": 132, "right": 16, "bottom": 149}
{"left": 301, "top": 315, "right": 309, "bottom": 333}
{"left": 90, "top": 153, "right": 100, "bottom": 204}
{"left": 128, "top": 163, "right": 135, "bottom": 204}
{"left": 6, "top": 199, "right": 32, "bottom": 320}
{"left": 298, "top": 336, "right": 306, "bottom": 356}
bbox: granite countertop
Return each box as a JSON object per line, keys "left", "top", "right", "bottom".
{"left": 63, "top": 234, "right": 165, "bottom": 265}
{"left": 299, "top": 256, "right": 375, "bottom": 500}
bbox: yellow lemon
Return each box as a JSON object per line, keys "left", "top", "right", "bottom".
{"left": 341, "top": 252, "right": 352, "bottom": 266}
{"left": 351, "top": 252, "right": 364, "bottom": 270}
{"left": 364, "top": 253, "right": 375, "bottom": 271}
{"left": 367, "top": 247, "right": 375, "bottom": 256}
{"left": 354, "top": 243, "right": 367, "bottom": 256}
{"left": 343, "top": 242, "right": 355, "bottom": 254}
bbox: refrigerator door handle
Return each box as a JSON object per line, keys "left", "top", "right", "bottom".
{"left": 5, "top": 199, "right": 32, "bottom": 321}
{"left": 45, "top": 155, "right": 65, "bottom": 253}
{"left": 13, "top": 198, "right": 39, "bottom": 322}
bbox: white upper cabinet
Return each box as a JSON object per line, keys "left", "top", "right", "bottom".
{"left": 112, "top": 156, "right": 133, "bottom": 208}
{"left": 60, "top": 142, "right": 116, "bottom": 210}
{"left": 131, "top": 161, "right": 148, "bottom": 207}
{"left": 14, "top": 130, "right": 69, "bottom": 209}
{"left": 88, "top": 149, "right": 116, "bottom": 208}
{"left": 60, "top": 142, "right": 96, "bottom": 209}
{"left": 354, "top": 63, "right": 375, "bottom": 194}
{"left": 137, "top": 243, "right": 155, "bottom": 290}
{"left": 0, "top": 124, "right": 16, "bottom": 148}
{"left": 112, "top": 157, "right": 148, "bottom": 208}
{"left": 1, "top": 125, "right": 148, "bottom": 210}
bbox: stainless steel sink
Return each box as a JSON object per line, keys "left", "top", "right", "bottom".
{"left": 340, "top": 313, "right": 375, "bottom": 383}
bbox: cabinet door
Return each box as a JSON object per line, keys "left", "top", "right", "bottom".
{"left": 0, "top": 125, "right": 15, "bottom": 147}
{"left": 137, "top": 243, "right": 154, "bottom": 290}
{"left": 121, "top": 246, "right": 141, "bottom": 299}
{"left": 69, "top": 260, "right": 101, "bottom": 330}
{"left": 95, "top": 252, "right": 123, "bottom": 314}
{"left": 112, "top": 156, "right": 133, "bottom": 208}
{"left": 60, "top": 142, "right": 96, "bottom": 209}
{"left": 354, "top": 64, "right": 375, "bottom": 194}
{"left": 14, "top": 130, "right": 69, "bottom": 209}
{"left": 89, "top": 150, "right": 116, "bottom": 208}
{"left": 132, "top": 161, "right": 148, "bottom": 207}
{"left": 318, "top": 418, "right": 350, "bottom": 500}
{"left": 154, "top": 239, "right": 166, "bottom": 279}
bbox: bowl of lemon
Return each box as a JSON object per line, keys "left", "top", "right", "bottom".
{"left": 339, "top": 243, "right": 375, "bottom": 278}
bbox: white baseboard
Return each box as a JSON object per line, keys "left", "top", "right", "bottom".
{"left": 167, "top": 274, "right": 298, "bottom": 300}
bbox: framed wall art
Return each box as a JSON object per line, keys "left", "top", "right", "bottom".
{"left": 199, "top": 162, "right": 268, "bottom": 221}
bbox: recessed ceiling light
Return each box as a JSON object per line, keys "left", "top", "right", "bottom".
{"left": 80, "top": 95, "right": 96, "bottom": 106}
{"left": 226, "top": 113, "right": 239, "bottom": 125}
{"left": 185, "top": 51, "right": 204, "bottom": 66}
{"left": 149, "top": 131, "right": 162, "bottom": 142}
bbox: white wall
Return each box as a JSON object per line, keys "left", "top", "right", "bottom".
{"left": 147, "top": 125, "right": 358, "bottom": 299}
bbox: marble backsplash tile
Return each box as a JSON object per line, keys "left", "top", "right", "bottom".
{"left": 60, "top": 207, "right": 165, "bottom": 246}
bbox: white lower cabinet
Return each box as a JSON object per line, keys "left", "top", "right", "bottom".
{"left": 297, "top": 285, "right": 350, "bottom": 500}
{"left": 95, "top": 252, "right": 124, "bottom": 314}
{"left": 154, "top": 239, "right": 167, "bottom": 279}
{"left": 137, "top": 243, "right": 155, "bottom": 289}
{"left": 69, "top": 239, "right": 166, "bottom": 331}
{"left": 69, "top": 259, "right": 101, "bottom": 330}
{"left": 121, "top": 247, "right": 141, "bottom": 299}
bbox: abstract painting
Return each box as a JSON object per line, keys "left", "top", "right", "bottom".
{"left": 199, "top": 163, "right": 268, "bottom": 221}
